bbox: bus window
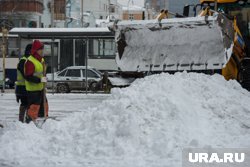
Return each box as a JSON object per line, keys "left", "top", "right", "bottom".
{"left": 89, "top": 39, "right": 115, "bottom": 59}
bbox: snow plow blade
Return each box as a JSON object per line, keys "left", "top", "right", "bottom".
{"left": 111, "top": 13, "right": 234, "bottom": 72}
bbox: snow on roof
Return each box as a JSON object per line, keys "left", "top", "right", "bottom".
{"left": 117, "top": 0, "right": 144, "bottom": 7}
{"left": 0, "top": 33, "right": 18, "bottom": 38}
{"left": 96, "top": 19, "right": 109, "bottom": 25}
{"left": 10, "top": 27, "right": 110, "bottom": 33}
{"left": 9, "top": 27, "right": 114, "bottom": 39}
{"left": 122, "top": 5, "right": 145, "bottom": 11}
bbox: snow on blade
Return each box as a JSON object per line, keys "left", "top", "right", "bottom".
{"left": 0, "top": 72, "right": 250, "bottom": 167}
{"left": 115, "top": 15, "right": 234, "bottom": 72}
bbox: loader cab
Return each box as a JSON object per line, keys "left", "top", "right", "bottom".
{"left": 183, "top": 4, "right": 203, "bottom": 17}
{"left": 209, "top": 2, "right": 250, "bottom": 54}
{"left": 200, "top": 0, "right": 247, "bottom": 4}
{"left": 184, "top": 0, "right": 250, "bottom": 16}
{"left": 219, "top": 4, "right": 250, "bottom": 52}
{"left": 184, "top": 1, "right": 250, "bottom": 53}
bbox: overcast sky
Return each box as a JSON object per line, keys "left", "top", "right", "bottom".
{"left": 117, "top": 0, "right": 144, "bottom": 7}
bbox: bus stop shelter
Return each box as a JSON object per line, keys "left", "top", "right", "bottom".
{"left": 9, "top": 27, "right": 114, "bottom": 93}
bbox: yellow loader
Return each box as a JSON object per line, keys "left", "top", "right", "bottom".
{"left": 110, "top": 0, "right": 250, "bottom": 90}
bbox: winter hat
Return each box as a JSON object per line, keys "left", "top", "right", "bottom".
{"left": 24, "top": 44, "right": 32, "bottom": 56}
{"left": 31, "top": 40, "right": 44, "bottom": 55}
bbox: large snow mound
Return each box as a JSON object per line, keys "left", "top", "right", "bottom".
{"left": 1, "top": 72, "right": 250, "bottom": 167}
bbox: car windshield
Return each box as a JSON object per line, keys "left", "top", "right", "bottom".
{"left": 58, "top": 69, "right": 67, "bottom": 77}
{"left": 82, "top": 69, "right": 100, "bottom": 78}
{"left": 93, "top": 68, "right": 102, "bottom": 76}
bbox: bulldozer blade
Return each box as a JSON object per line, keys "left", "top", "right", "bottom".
{"left": 112, "top": 13, "right": 234, "bottom": 72}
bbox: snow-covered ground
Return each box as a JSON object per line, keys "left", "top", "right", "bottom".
{"left": 0, "top": 93, "right": 110, "bottom": 122}
{"left": 0, "top": 72, "right": 250, "bottom": 167}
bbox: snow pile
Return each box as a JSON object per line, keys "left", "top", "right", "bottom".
{"left": 1, "top": 72, "right": 250, "bottom": 167}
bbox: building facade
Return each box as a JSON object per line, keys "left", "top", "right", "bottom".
{"left": 0, "top": 0, "right": 123, "bottom": 28}
{"left": 66, "top": 0, "right": 121, "bottom": 26}
{"left": 42, "top": 0, "right": 66, "bottom": 28}
{"left": 122, "top": 5, "right": 145, "bottom": 20}
{"left": 144, "top": 0, "right": 169, "bottom": 13}
{"left": 144, "top": 0, "right": 199, "bottom": 18}
{"left": 0, "top": 0, "right": 44, "bottom": 28}
{"left": 41, "top": 0, "right": 122, "bottom": 28}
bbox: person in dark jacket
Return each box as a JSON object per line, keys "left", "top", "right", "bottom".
{"left": 25, "top": 40, "right": 48, "bottom": 123}
{"left": 15, "top": 44, "right": 32, "bottom": 122}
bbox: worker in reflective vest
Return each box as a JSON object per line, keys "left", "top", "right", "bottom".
{"left": 15, "top": 44, "right": 32, "bottom": 122}
{"left": 24, "top": 40, "right": 48, "bottom": 122}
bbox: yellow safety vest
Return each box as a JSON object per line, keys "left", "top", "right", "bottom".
{"left": 15, "top": 56, "right": 27, "bottom": 86}
{"left": 25, "top": 56, "right": 44, "bottom": 91}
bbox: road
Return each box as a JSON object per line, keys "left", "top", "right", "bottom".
{"left": 0, "top": 93, "right": 111, "bottom": 124}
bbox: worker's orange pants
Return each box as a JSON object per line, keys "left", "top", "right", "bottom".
{"left": 27, "top": 91, "right": 49, "bottom": 121}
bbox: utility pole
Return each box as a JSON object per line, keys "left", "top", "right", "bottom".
{"left": 108, "top": 0, "right": 110, "bottom": 21}
{"left": 51, "top": 0, "right": 55, "bottom": 27}
{"left": 81, "top": 0, "right": 83, "bottom": 27}
{"left": 127, "top": 0, "right": 131, "bottom": 20}
{"left": 215, "top": 0, "right": 218, "bottom": 11}
{"left": 145, "top": 2, "right": 150, "bottom": 20}
{"left": 2, "top": 28, "right": 8, "bottom": 93}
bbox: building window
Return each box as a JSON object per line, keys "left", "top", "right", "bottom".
{"left": 54, "top": 0, "right": 66, "bottom": 20}
{"left": 110, "top": 6, "right": 115, "bottom": 13}
{"left": 129, "top": 14, "right": 134, "bottom": 20}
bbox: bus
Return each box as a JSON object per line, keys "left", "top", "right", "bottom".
{"left": 5, "top": 28, "right": 118, "bottom": 83}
